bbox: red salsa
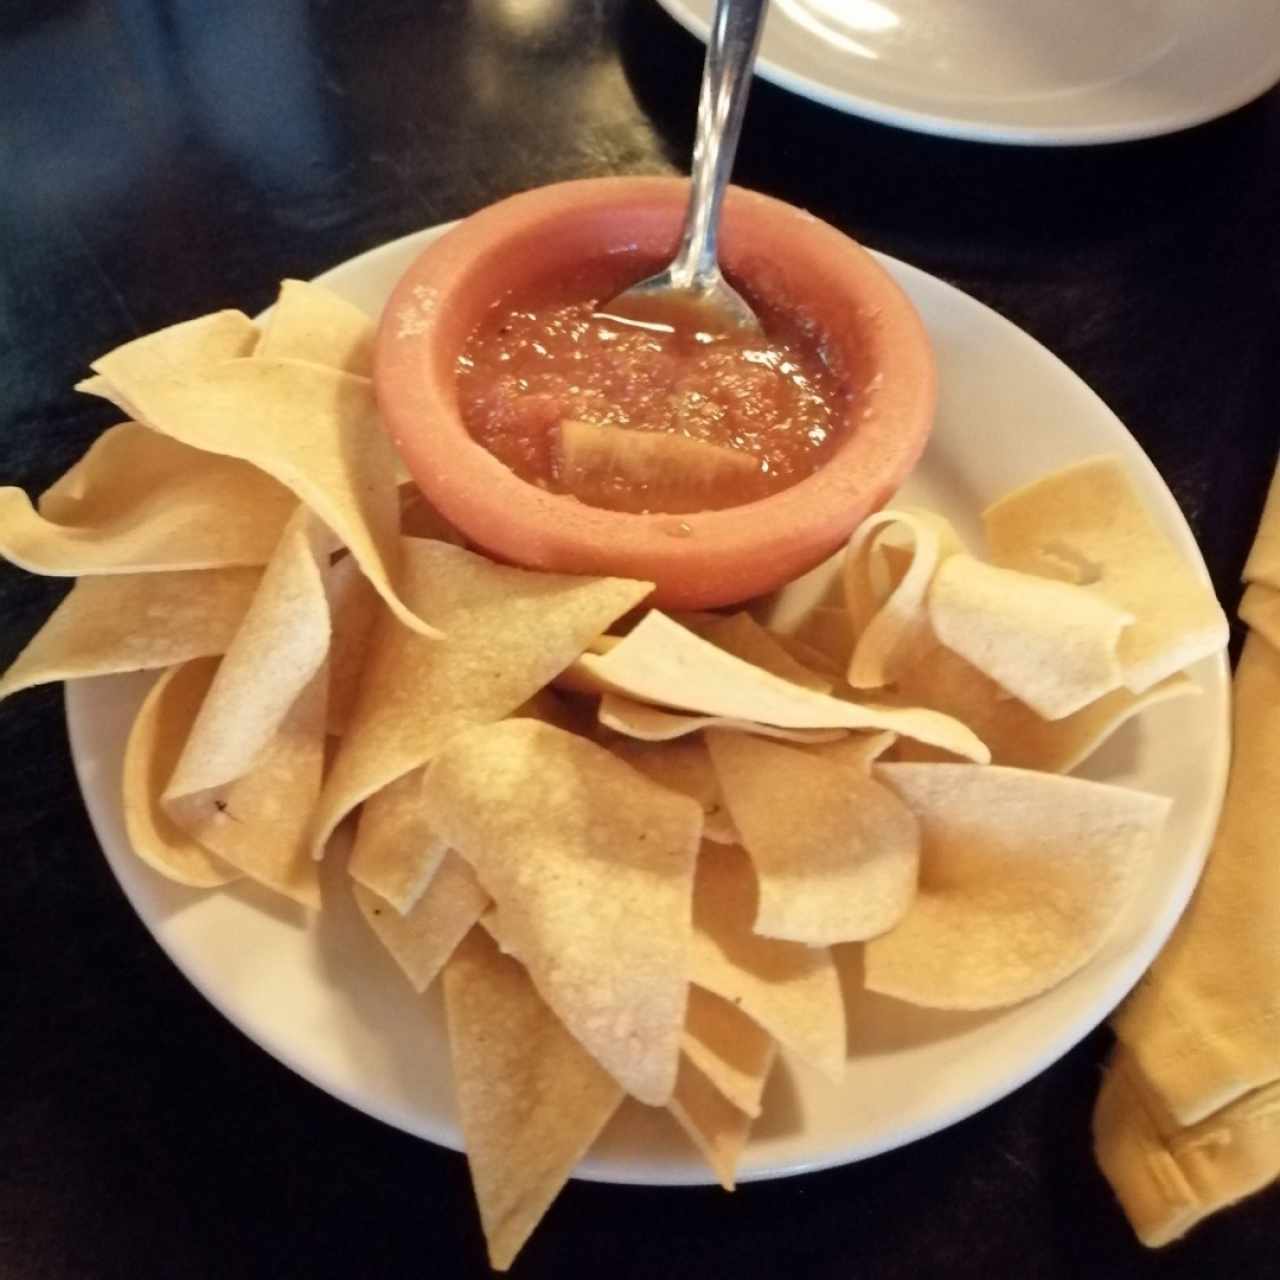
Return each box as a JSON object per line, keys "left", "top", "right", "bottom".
{"left": 456, "top": 257, "right": 849, "bottom": 514}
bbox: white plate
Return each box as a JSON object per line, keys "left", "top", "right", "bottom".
{"left": 653, "top": 0, "right": 1280, "bottom": 145}
{"left": 67, "top": 226, "right": 1229, "bottom": 1185}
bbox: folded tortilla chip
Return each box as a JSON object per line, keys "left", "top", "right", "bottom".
{"left": 422, "top": 719, "right": 702, "bottom": 1105}
{"left": 570, "top": 611, "right": 989, "bottom": 762}
{"left": 84, "top": 328, "right": 425, "bottom": 637}
{"left": 691, "top": 844, "right": 846, "bottom": 1082}
{"left": 928, "top": 552, "right": 1133, "bottom": 719}
{"left": 890, "top": 641, "right": 1198, "bottom": 773}
{"left": 983, "top": 456, "right": 1228, "bottom": 692}
{"left": 606, "top": 736, "right": 738, "bottom": 845}
{"left": 597, "top": 693, "right": 846, "bottom": 746}
{"left": 668, "top": 1056, "right": 756, "bottom": 1192}
{"left": 354, "top": 852, "right": 488, "bottom": 992}
{"left": 348, "top": 767, "right": 449, "bottom": 912}
{"left": 310, "top": 538, "right": 651, "bottom": 859}
{"left": 443, "top": 928, "right": 624, "bottom": 1272}
{"left": 864, "top": 763, "right": 1170, "bottom": 1009}
{"left": 254, "top": 279, "right": 374, "bottom": 374}
{"left": 121, "top": 660, "right": 240, "bottom": 888}
{"left": 707, "top": 731, "right": 919, "bottom": 945}
{"left": 844, "top": 509, "right": 964, "bottom": 688}
{"left": 681, "top": 985, "right": 777, "bottom": 1119}
{"left": 0, "top": 567, "right": 260, "bottom": 702}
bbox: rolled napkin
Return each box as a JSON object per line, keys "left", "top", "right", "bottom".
{"left": 1094, "top": 464, "right": 1280, "bottom": 1245}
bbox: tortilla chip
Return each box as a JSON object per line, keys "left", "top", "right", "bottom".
{"left": 691, "top": 844, "right": 846, "bottom": 1082}
{"left": 1243, "top": 463, "right": 1280, "bottom": 590}
{"left": 928, "top": 552, "right": 1133, "bottom": 719}
{"left": 443, "top": 928, "right": 624, "bottom": 1272}
{"left": 1239, "top": 582, "right": 1280, "bottom": 651}
{"left": 0, "top": 567, "right": 260, "bottom": 702}
{"left": 325, "top": 555, "right": 380, "bottom": 737}
{"left": 354, "top": 852, "right": 488, "bottom": 992}
{"left": 421, "top": 719, "right": 702, "bottom": 1105}
{"left": 706, "top": 732, "right": 919, "bottom": 945}
{"left": 864, "top": 763, "right": 1170, "bottom": 1009}
{"left": 310, "top": 538, "right": 651, "bottom": 859}
{"left": 570, "top": 611, "right": 989, "bottom": 763}
{"left": 254, "top": 279, "right": 374, "bottom": 374}
{"left": 891, "top": 641, "right": 1198, "bottom": 773}
{"left": 605, "top": 736, "right": 738, "bottom": 845}
{"left": 983, "top": 456, "right": 1228, "bottom": 692}
{"left": 84, "top": 329, "right": 426, "bottom": 637}
{"left": 598, "top": 693, "right": 847, "bottom": 746}
{"left": 121, "top": 660, "right": 240, "bottom": 888}
{"left": 681, "top": 985, "right": 777, "bottom": 1119}
{"left": 787, "top": 606, "right": 855, "bottom": 672}
{"left": 844, "top": 509, "right": 964, "bottom": 688}
{"left": 803, "top": 730, "right": 897, "bottom": 774}
{"left": 692, "top": 613, "right": 832, "bottom": 693}
{"left": 399, "top": 486, "right": 465, "bottom": 544}
{"left": 348, "top": 767, "right": 449, "bottom": 911}
{"left": 668, "top": 1056, "right": 756, "bottom": 1191}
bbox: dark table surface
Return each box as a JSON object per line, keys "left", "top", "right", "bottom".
{"left": 3, "top": 3, "right": 1279, "bottom": 1277}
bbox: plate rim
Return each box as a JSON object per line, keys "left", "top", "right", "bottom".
{"left": 66, "top": 224, "right": 1231, "bottom": 1187}
{"left": 651, "top": 0, "right": 1280, "bottom": 146}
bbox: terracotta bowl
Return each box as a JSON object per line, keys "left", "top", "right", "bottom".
{"left": 375, "top": 177, "right": 936, "bottom": 609}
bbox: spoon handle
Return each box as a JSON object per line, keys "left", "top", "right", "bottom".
{"left": 670, "top": 0, "right": 770, "bottom": 292}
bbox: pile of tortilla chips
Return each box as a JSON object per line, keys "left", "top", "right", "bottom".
{"left": 0, "top": 281, "right": 1229, "bottom": 1270}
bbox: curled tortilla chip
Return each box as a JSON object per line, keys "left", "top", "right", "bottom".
{"left": 254, "top": 279, "right": 374, "bottom": 374}
{"left": 681, "top": 985, "right": 777, "bottom": 1119}
{"left": 928, "top": 552, "right": 1133, "bottom": 719}
{"left": 443, "top": 928, "right": 624, "bottom": 1272}
{"left": 691, "top": 844, "right": 846, "bottom": 1082}
{"left": 85, "top": 325, "right": 426, "bottom": 637}
{"left": 422, "top": 719, "right": 702, "bottom": 1106}
{"left": 0, "top": 567, "right": 260, "bottom": 702}
{"left": 891, "top": 641, "right": 1198, "bottom": 773}
{"left": 864, "top": 763, "right": 1170, "bottom": 1010}
{"left": 571, "top": 611, "right": 989, "bottom": 763}
{"left": 606, "top": 736, "right": 738, "bottom": 845}
{"left": 311, "top": 538, "right": 651, "bottom": 859}
{"left": 707, "top": 732, "right": 919, "bottom": 945}
{"left": 122, "top": 660, "right": 240, "bottom": 888}
{"left": 348, "top": 767, "right": 449, "bottom": 912}
{"left": 844, "top": 509, "right": 964, "bottom": 688}
{"left": 668, "top": 1056, "right": 756, "bottom": 1192}
{"left": 598, "top": 692, "right": 846, "bottom": 746}
{"left": 354, "top": 852, "right": 488, "bottom": 992}
{"left": 983, "top": 456, "right": 1227, "bottom": 693}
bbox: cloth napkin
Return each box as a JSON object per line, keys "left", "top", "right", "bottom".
{"left": 1093, "top": 464, "right": 1280, "bottom": 1246}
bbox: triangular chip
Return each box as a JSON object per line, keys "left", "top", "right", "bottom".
{"left": 121, "top": 660, "right": 240, "bottom": 888}
{"left": 354, "top": 852, "right": 488, "bottom": 992}
{"left": 310, "top": 539, "right": 651, "bottom": 858}
{"left": 0, "top": 567, "right": 260, "bottom": 702}
{"left": 707, "top": 731, "right": 919, "bottom": 945}
{"left": 691, "top": 844, "right": 846, "bottom": 1082}
{"left": 443, "top": 928, "right": 624, "bottom": 1272}
{"left": 254, "top": 279, "right": 374, "bottom": 374}
{"left": 983, "top": 456, "right": 1227, "bottom": 692}
{"left": 928, "top": 552, "right": 1133, "bottom": 719}
{"left": 864, "top": 763, "right": 1170, "bottom": 1009}
{"left": 570, "top": 611, "right": 989, "bottom": 762}
{"left": 668, "top": 1056, "right": 756, "bottom": 1192}
{"left": 421, "top": 719, "right": 701, "bottom": 1105}
{"left": 84, "top": 331, "right": 425, "bottom": 636}
{"left": 0, "top": 422, "right": 295, "bottom": 576}
{"left": 681, "top": 985, "right": 777, "bottom": 1119}
{"left": 348, "top": 767, "right": 449, "bottom": 912}
{"left": 597, "top": 692, "right": 846, "bottom": 745}
{"left": 606, "top": 736, "right": 738, "bottom": 845}
{"left": 890, "top": 641, "right": 1198, "bottom": 773}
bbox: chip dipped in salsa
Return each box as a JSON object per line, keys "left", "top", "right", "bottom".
{"left": 456, "top": 257, "right": 850, "bottom": 515}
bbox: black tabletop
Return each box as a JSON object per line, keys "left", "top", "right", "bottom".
{"left": 3, "top": 3, "right": 1279, "bottom": 1277}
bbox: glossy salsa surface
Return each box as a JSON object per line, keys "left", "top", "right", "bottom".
{"left": 455, "top": 256, "right": 850, "bottom": 514}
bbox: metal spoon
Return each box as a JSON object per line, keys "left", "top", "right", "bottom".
{"left": 597, "top": 0, "right": 770, "bottom": 335}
